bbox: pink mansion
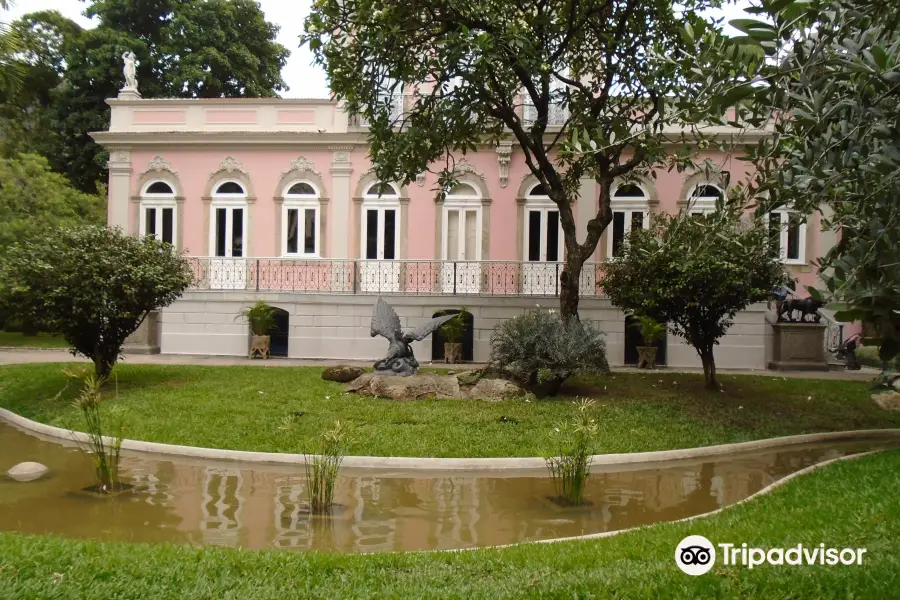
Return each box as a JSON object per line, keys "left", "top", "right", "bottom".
{"left": 92, "top": 89, "right": 840, "bottom": 369}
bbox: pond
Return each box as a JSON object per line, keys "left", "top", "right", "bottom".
{"left": 0, "top": 423, "right": 891, "bottom": 553}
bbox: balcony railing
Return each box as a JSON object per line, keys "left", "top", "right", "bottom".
{"left": 187, "top": 258, "right": 606, "bottom": 297}
{"left": 522, "top": 101, "right": 570, "bottom": 127}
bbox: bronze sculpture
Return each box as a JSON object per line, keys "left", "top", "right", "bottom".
{"left": 370, "top": 297, "right": 456, "bottom": 376}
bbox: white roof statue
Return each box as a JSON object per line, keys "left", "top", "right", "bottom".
{"left": 122, "top": 51, "right": 138, "bottom": 92}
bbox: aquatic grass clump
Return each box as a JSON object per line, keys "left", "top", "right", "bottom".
{"left": 305, "top": 420, "right": 349, "bottom": 514}
{"left": 70, "top": 374, "right": 127, "bottom": 493}
{"left": 544, "top": 399, "right": 599, "bottom": 506}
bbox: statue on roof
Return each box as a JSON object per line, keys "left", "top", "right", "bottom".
{"left": 122, "top": 51, "right": 138, "bottom": 91}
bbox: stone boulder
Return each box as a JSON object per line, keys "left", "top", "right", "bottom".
{"left": 345, "top": 371, "right": 527, "bottom": 401}
{"left": 346, "top": 372, "right": 461, "bottom": 400}
{"left": 7, "top": 462, "right": 49, "bottom": 482}
{"left": 872, "top": 391, "right": 900, "bottom": 412}
{"left": 322, "top": 365, "right": 366, "bottom": 383}
{"left": 468, "top": 378, "right": 527, "bottom": 401}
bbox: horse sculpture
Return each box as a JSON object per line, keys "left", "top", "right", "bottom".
{"left": 370, "top": 297, "right": 457, "bottom": 376}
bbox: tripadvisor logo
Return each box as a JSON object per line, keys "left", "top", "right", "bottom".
{"left": 675, "top": 535, "right": 868, "bottom": 576}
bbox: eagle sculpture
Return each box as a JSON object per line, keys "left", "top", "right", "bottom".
{"left": 370, "top": 297, "right": 457, "bottom": 376}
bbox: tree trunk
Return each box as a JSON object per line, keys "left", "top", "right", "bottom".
{"left": 700, "top": 347, "right": 718, "bottom": 390}
{"left": 559, "top": 255, "right": 583, "bottom": 324}
{"left": 93, "top": 356, "right": 115, "bottom": 382}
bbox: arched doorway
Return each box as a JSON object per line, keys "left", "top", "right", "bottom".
{"left": 268, "top": 308, "right": 289, "bottom": 358}
{"left": 430, "top": 309, "right": 474, "bottom": 362}
{"left": 624, "top": 315, "right": 667, "bottom": 366}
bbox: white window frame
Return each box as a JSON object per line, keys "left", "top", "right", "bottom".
{"left": 523, "top": 186, "right": 563, "bottom": 262}
{"left": 281, "top": 181, "right": 321, "bottom": 258}
{"left": 139, "top": 181, "right": 177, "bottom": 246}
{"left": 209, "top": 180, "right": 249, "bottom": 257}
{"left": 768, "top": 207, "right": 807, "bottom": 265}
{"left": 360, "top": 183, "right": 401, "bottom": 260}
{"left": 685, "top": 183, "right": 724, "bottom": 215}
{"left": 607, "top": 183, "right": 650, "bottom": 259}
{"left": 442, "top": 183, "right": 482, "bottom": 261}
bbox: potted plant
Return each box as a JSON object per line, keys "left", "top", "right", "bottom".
{"left": 238, "top": 300, "right": 277, "bottom": 359}
{"left": 631, "top": 314, "right": 666, "bottom": 369}
{"left": 440, "top": 308, "right": 469, "bottom": 364}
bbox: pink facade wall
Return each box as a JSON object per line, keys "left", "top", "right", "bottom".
{"left": 127, "top": 147, "right": 822, "bottom": 291}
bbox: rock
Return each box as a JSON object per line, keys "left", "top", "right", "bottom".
{"left": 873, "top": 391, "right": 900, "bottom": 412}
{"left": 322, "top": 365, "right": 366, "bottom": 383}
{"left": 346, "top": 372, "right": 461, "bottom": 400}
{"left": 893, "top": 377, "right": 900, "bottom": 392}
{"left": 468, "top": 378, "right": 527, "bottom": 401}
{"left": 7, "top": 462, "right": 49, "bottom": 482}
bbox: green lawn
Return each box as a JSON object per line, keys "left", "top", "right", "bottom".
{"left": 1, "top": 363, "right": 898, "bottom": 457}
{"left": 1, "top": 448, "right": 897, "bottom": 599}
{"left": 856, "top": 346, "right": 900, "bottom": 370}
{"left": 0, "top": 331, "right": 68, "bottom": 349}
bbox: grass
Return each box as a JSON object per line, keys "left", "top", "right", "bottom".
{"left": 0, "top": 449, "right": 897, "bottom": 598}
{"left": 1, "top": 363, "right": 898, "bottom": 457}
{"left": 856, "top": 346, "right": 900, "bottom": 370}
{"left": 0, "top": 331, "right": 68, "bottom": 349}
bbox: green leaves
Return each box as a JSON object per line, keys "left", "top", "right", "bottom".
{"left": 0, "top": 225, "right": 193, "bottom": 377}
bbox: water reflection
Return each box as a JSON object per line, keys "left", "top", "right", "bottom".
{"left": 0, "top": 424, "right": 888, "bottom": 553}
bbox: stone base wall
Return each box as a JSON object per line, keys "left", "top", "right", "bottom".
{"left": 159, "top": 292, "right": 770, "bottom": 370}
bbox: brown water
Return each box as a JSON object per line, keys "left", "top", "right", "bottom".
{"left": 0, "top": 423, "right": 889, "bottom": 552}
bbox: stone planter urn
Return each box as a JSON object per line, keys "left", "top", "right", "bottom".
{"left": 637, "top": 346, "right": 658, "bottom": 369}
{"left": 444, "top": 342, "right": 463, "bottom": 364}
{"left": 249, "top": 334, "right": 271, "bottom": 359}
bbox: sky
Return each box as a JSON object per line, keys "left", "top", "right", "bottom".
{"left": 4, "top": 0, "right": 751, "bottom": 99}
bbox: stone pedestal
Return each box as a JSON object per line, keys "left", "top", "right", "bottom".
{"left": 123, "top": 311, "right": 160, "bottom": 355}
{"left": 768, "top": 322, "right": 828, "bottom": 371}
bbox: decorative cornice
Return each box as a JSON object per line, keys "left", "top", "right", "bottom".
{"left": 496, "top": 142, "right": 512, "bottom": 188}
{"left": 281, "top": 156, "right": 321, "bottom": 178}
{"left": 452, "top": 158, "right": 486, "bottom": 182}
{"left": 209, "top": 156, "right": 250, "bottom": 180}
{"left": 139, "top": 155, "right": 177, "bottom": 178}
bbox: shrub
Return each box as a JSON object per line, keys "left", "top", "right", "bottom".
{"left": 544, "top": 399, "right": 599, "bottom": 506}
{"left": 631, "top": 314, "right": 666, "bottom": 345}
{"left": 0, "top": 225, "right": 193, "bottom": 379}
{"left": 602, "top": 197, "right": 784, "bottom": 389}
{"left": 305, "top": 420, "right": 349, "bottom": 514}
{"left": 238, "top": 300, "right": 277, "bottom": 336}
{"left": 439, "top": 307, "right": 469, "bottom": 343}
{"left": 490, "top": 308, "right": 609, "bottom": 396}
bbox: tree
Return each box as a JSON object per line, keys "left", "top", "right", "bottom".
{"left": 11, "top": 0, "right": 290, "bottom": 192}
{"left": 0, "top": 11, "right": 82, "bottom": 160}
{"left": 303, "top": 0, "right": 745, "bottom": 322}
{"left": 0, "top": 153, "right": 104, "bottom": 249}
{"left": 0, "top": 225, "right": 193, "bottom": 378}
{"left": 0, "top": 0, "right": 24, "bottom": 99}
{"left": 705, "top": 0, "right": 900, "bottom": 370}
{"left": 601, "top": 197, "right": 784, "bottom": 389}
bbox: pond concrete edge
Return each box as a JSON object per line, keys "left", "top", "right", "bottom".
{"left": 473, "top": 449, "right": 884, "bottom": 550}
{"left": 2, "top": 406, "right": 899, "bottom": 472}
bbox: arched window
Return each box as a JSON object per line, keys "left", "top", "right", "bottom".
{"left": 215, "top": 181, "right": 245, "bottom": 195}
{"left": 282, "top": 180, "right": 320, "bottom": 257}
{"left": 140, "top": 180, "right": 177, "bottom": 246}
{"left": 441, "top": 182, "right": 483, "bottom": 293}
{"left": 359, "top": 181, "right": 402, "bottom": 292}
{"left": 361, "top": 182, "right": 400, "bottom": 261}
{"left": 686, "top": 183, "right": 724, "bottom": 216}
{"left": 768, "top": 206, "right": 807, "bottom": 264}
{"left": 210, "top": 180, "right": 248, "bottom": 258}
{"left": 608, "top": 183, "right": 650, "bottom": 258}
{"left": 524, "top": 183, "right": 560, "bottom": 262}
